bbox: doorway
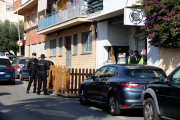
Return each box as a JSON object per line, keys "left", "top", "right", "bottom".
{"left": 66, "top": 37, "right": 71, "bottom": 68}
{"left": 108, "top": 46, "right": 129, "bottom": 62}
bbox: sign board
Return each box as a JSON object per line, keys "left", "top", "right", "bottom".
{"left": 124, "top": 8, "right": 145, "bottom": 26}
{"left": 17, "top": 40, "right": 23, "bottom": 47}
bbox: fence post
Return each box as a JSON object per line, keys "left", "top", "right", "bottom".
{"left": 66, "top": 68, "right": 70, "bottom": 94}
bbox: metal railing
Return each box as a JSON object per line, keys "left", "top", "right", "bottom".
{"left": 38, "top": 1, "right": 87, "bottom": 30}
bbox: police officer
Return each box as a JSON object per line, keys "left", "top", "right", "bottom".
{"left": 139, "top": 49, "right": 147, "bottom": 65}
{"left": 126, "top": 49, "right": 137, "bottom": 64}
{"left": 26, "top": 52, "right": 38, "bottom": 94}
{"left": 103, "top": 54, "right": 116, "bottom": 65}
{"left": 117, "top": 53, "right": 126, "bottom": 64}
{"left": 134, "top": 50, "right": 141, "bottom": 63}
{"left": 37, "top": 54, "right": 50, "bottom": 95}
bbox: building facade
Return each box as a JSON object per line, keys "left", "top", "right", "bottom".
{"left": 0, "top": 0, "right": 23, "bottom": 23}
{"left": 86, "top": 0, "right": 159, "bottom": 69}
{"left": 13, "top": 0, "right": 96, "bottom": 69}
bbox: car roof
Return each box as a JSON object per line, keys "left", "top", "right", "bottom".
{"left": 104, "top": 64, "right": 163, "bottom": 70}
{"left": 16, "top": 57, "right": 30, "bottom": 59}
{"left": 0, "top": 56, "right": 9, "bottom": 59}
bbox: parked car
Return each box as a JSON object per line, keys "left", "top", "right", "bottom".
{"left": 141, "top": 65, "right": 180, "bottom": 120}
{"left": 12, "top": 57, "right": 30, "bottom": 79}
{"left": 20, "top": 60, "right": 54, "bottom": 80}
{"left": 79, "top": 64, "right": 167, "bottom": 115}
{"left": 7, "top": 55, "right": 17, "bottom": 63}
{"left": 0, "top": 56, "right": 15, "bottom": 85}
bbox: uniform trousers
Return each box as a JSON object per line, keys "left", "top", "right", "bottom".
{"left": 37, "top": 73, "right": 47, "bottom": 94}
{"left": 27, "top": 71, "right": 38, "bottom": 91}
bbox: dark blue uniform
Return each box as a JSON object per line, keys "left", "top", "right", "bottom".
{"left": 27, "top": 58, "right": 38, "bottom": 92}
{"left": 37, "top": 60, "right": 50, "bottom": 94}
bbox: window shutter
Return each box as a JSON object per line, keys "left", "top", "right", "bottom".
{"left": 74, "top": 34, "right": 78, "bottom": 54}
{"left": 88, "top": 31, "right": 92, "bottom": 52}
{"left": 59, "top": 38, "right": 63, "bottom": 55}
{"left": 82, "top": 33, "right": 84, "bottom": 53}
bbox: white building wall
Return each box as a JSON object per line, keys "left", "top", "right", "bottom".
{"left": 147, "top": 38, "right": 159, "bottom": 67}
{"left": 96, "top": 21, "right": 136, "bottom": 69}
{"left": 0, "top": 0, "right": 24, "bottom": 22}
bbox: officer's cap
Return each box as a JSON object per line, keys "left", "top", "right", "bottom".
{"left": 41, "top": 54, "right": 45, "bottom": 58}
{"left": 32, "top": 53, "right": 36, "bottom": 56}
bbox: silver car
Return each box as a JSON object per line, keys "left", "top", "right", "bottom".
{"left": 12, "top": 57, "right": 30, "bottom": 79}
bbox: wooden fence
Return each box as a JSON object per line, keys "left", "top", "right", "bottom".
{"left": 47, "top": 65, "right": 95, "bottom": 95}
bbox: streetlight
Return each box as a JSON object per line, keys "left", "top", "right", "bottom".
{"left": 0, "top": 0, "right": 21, "bottom": 56}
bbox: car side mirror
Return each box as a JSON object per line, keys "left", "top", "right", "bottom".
{"left": 86, "top": 74, "right": 92, "bottom": 79}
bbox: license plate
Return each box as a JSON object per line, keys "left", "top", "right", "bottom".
{"left": 0, "top": 72, "right": 5, "bottom": 74}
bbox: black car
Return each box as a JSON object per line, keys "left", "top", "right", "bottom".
{"left": 142, "top": 66, "right": 180, "bottom": 120}
{"left": 79, "top": 64, "right": 166, "bottom": 115}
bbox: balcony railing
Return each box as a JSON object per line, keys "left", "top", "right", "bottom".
{"left": 38, "top": 1, "right": 87, "bottom": 30}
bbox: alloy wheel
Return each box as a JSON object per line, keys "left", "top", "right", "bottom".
{"left": 145, "top": 103, "right": 153, "bottom": 120}
{"left": 109, "top": 96, "right": 115, "bottom": 113}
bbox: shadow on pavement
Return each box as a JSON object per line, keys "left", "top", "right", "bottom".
{"left": 0, "top": 92, "right": 11, "bottom": 96}
{"left": 0, "top": 80, "right": 23, "bottom": 86}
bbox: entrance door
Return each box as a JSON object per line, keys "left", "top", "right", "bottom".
{"left": 66, "top": 37, "right": 71, "bottom": 68}
{"left": 108, "top": 46, "right": 129, "bottom": 62}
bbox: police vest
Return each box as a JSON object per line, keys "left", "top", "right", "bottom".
{"left": 30, "top": 59, "right": 38, "bottom": 70}
{"left": 118, "top": 57, "right": 126, "bottom": 64}
{"left": 107, "top": 60, "right": 115, "bottom": 65}
{"left": 139, "top": 58, "right": 144, "bottom": 65}
{"left": 38, "top": 60, "right": 47, "bottom": 72}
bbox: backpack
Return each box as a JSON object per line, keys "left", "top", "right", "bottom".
{"left": 129, "top": 56, "right": 137, "bottom": 64}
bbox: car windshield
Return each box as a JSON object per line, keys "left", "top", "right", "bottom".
{"left": 0, "top": 59, "right": 11, "bottom": 65}
{"left": 19, "top": 59, "right": 29, "bottom": 64}
{"left": 9, "top": 57, "right": 16, "bottom": 61}
{"left": 127, "top": 69, "right": 166, "bottom": 79}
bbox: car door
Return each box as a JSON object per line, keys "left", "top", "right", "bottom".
{"left": 86, "top": 66, "right": 109, "bottom": 102}
{"left": 167, "top": 68, "right": 180, "bottom": 117}
{"left": 98, "top": 66, "right": 118, "bottom": 103}
{"left": 157, "top": 68, "right": 180, "bottom": 117}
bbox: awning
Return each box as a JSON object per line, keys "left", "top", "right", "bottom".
{"left": 38, "top": 0, "right": 47, "bottom": 12}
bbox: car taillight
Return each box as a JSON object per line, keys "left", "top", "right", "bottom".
{"left": 123, "top": 105, "right": 130, "bottom": 108}
{"left": 6, "top": 66, "right": 13, "bottom": 69}
{"left": 16, "top": 65, "right": 21, "bottom": 69}
{"left": 119, "top": 83, "right": 145, "bottom": 88}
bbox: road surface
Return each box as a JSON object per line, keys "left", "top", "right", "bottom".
{"left": 0, "top": 79, "right": 144, "bottom": 120}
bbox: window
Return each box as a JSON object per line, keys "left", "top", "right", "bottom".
{"left": 59, "top": 38, "right": 63, "bottom": 56}
{"left": 73, "top": 34, "right": 78, "bottom": 54}
{"left": 32, "top": 44, "right": 37, "bottom": 53}
{"left": 38, "top": 10, "right": 46, "bottom": 20}
{"left": 38, "top": 43, "right": 41, "bottom": 57}
{"left": 82, "top": 31, "right": 92, "bottom": 53}
{"left": 9, "top": 57, "right": 16, "bottom": 62}
{"left": 172, "top": 69, "right": 180, "bottom": 84}
{"left": 48, "top": 2, "right": 56, "bottom": 15}
{"left": 50, "top": 39, "right": 56, "bottom": 56}
{"left": 12, "top": 59, "right": 17, "bottom": 64}
{"left": 94, "top": 66, "right": 109, "bottom": 79}
{"left": 127, "top": 69, "right": 166, "bottom": 79}
{"left": 0, "top": 59, "right": 11, "bottom": 65}
{"left": 19, "top": 59, "right": 29, "bottom": 64}
{"left": 28, "top": 45, "right": 30, "bottom": 57}
{"left": 6, "top": 5, "right": 13, "bottom": 11}
{"left": 27, "top": 16, "right": 30, "bottom": 29}
{"left": 43, "top": 42, "right": 47, "bottom": 57}
{"left": 105, "top": 67, "right": 118, "bottom": 77}
{"left": 31, "top": 13, "right": 36, "bottom": 27}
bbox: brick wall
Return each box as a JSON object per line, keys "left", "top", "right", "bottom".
{"left": 25, "top": 23, "right": 96, "bottom": 69}
{"left": 13, "top": 0, "right": 22, "bottom": 11}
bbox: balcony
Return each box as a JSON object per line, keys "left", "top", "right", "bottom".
{"left": 13, "top": 0, "right": 38, "bottom": 15}
{"left": 37, "top": 2, "right": 88, "bottom": 35}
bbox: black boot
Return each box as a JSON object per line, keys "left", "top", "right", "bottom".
{"left": 44, "top": 93, "right": 50, "bottom": 95}
{"left": 37, "top": 93, "right": 40, "bottom": 95}
{"left": 26, "top": 91, "right": 29, "bottom": 94}
{"left": 33, "top": 90, "right": 36, "bottom": 93}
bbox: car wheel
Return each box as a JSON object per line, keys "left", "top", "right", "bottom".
{"left": 79, "top": 88, "right": 88, "bottom": 105}
{"left": 20, "top": 73, "right": 23, "bottom": 81}
{"left": 109, "top": 94, "right": 121, "bottom": 116}
{"left": 144, "top": 98, "right": 161, "bottom": 120}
